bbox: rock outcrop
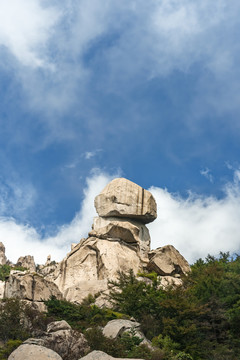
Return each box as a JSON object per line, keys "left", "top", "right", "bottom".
{"left": 16, "top": 255, "right": 36, "bottom": 273}
{"left": 4, "top": 271, "right": 62, "bottom": 311}
{"left": 51, "top": 178, "right": 157, "bottom": 304}
{"left": 1, "top": 178, "right": 191, "bottom": 309}
{"left": 49, "top": 178, "right": 190, "bottom": 305}
{"left": 94, "top": 178, "right": 157, "bottom": 224}
{"left": 53, "top": 236, "right": 143, "bottom": 304}
{"left": 8, "top": 344, "right": 63, "bottom": 360}
{"left": 147, "top": 245, "right": 191, "bottom": 276}
{"left": 23, "top": 320, "right": 89, "bottom": 360}
{"left": 0, "top": 242, "right": 7, "bottom": 265}
{"left": 102, "top": 319, "right": 151, "bottom": 348}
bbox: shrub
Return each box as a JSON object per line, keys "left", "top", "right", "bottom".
{"left": 0, "top": 340, "right": 22, "bottom": 360}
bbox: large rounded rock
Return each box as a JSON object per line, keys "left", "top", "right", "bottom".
{"left": 94, "top": 178, "right": 157, "bottom": 224}
{"left": 8, "top": 344, "right": 62, "bottom": 360}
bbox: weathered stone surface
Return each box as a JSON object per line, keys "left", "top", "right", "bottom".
{"left": 4, "top": 272, "right": 62, "bottom": 307}
{"left": 103, "top": 320, "right": 141, "bottom": 339}
{"left": 45, "top": 255, "right": 52, "bottom": 266}
{"left": 0, "top": 242, "right": 7, "bottom": 265}
{"left": 94, "top": 178, "right": 157, "bottom": 224}
{"left": 160, "top": 276, "right": 183, "bottom": 289}
{"left": 103, "top": 319, "right": 151, "bottom": 348}
{"left": 90, "top": 216, "right": 150, "bottom": 261}
{"left": 0, "top": 280, "right": 5, "bottom": 299}
{"left": 38, "top": 261, "right": 58, "bottom": 280}
{"left": 80, "top": 350, "right": 144, "bottom": 360}
{"left": 53, "top": 237, "right": 143, "bottom": 304}
{"left": 47, "top": 320, "right": 71, "bottom": 333}
{"left": 23, "top": 321, "right": 89, "bottom": 360}
{"left": 17, "top": 255, "right": 36, "bottom": 273}
{"left": 43, "top": 321, "right": 89, "bottom": 360}
{"left": 147, "top": 245, "right": 190, "bottom": 276}
{"left": 8, "top": 344, "right": 63, "bottom": 360}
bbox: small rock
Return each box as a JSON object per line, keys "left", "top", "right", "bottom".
{"left": 47, "top": 320, "right": 71, "bottom": 333}
{"left": 103, "top": 319, "right": 141, "bottom": 339}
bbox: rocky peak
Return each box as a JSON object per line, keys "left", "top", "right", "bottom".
{"left": 17, "top": 255, "right": 36, "bottom": 273}
{"left": 94, "top": 178, "right": 157, "bottom": 224}
{"left": 0, "top": 242, "right": 7, "bottom": 265}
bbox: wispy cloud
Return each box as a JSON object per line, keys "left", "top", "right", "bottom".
{"left": 1, "top": 0, "right": 240, "bottom": 131}
{"left": 200, "top": 168, "right": 214, "bottom": 183}
{"left": 84, "top": 149, "right": 102, "bottom": 160}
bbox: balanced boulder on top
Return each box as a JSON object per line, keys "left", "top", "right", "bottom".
{"left": 94, "top": 178, "right": 157, "bottom": 224}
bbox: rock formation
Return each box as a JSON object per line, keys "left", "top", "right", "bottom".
{"left": 23, "top": 320, "right": 89, "bottom": 360}
{"left": 147, "top": 245, "right": 190, "bottom": 276}
{"left": 51, "top": 178, "right": 157, "bottom": 304}
{"left": 94, "top": 178, "right": 157, "bottom": 223}
{"left": 0, "top": 242, "right": 7, "bottom": 265}
{"left": 1, "top": 177, "right": 190, "bottom": 308}
{"left": 16, "top": 255, "right": 36, "bottom": 273}
{"left": 4, "top": 271, "right": 62, "bottom": 311}
{"left": 102, "top": 319, "right": 151, "bottom": 348}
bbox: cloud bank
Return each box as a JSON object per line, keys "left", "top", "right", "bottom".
{"left": 1, "top": 170, "right": 240, "bottom": 265}
{"left": 148, "top": 170, "right": 240, "bottom": 263}
{"left": 2, "top": 171, "right": 114, "bottom": 264}
{"left": 1, "top": 0, "right": 240, "bottom": 125}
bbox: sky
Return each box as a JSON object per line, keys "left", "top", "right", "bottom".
{"left": 0, "top": 0, "right": 240, "bottom": 265}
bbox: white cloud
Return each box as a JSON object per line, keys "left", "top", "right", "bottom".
{"left": 1, "top": 170, "right": 115, "bottom": 264}
{"left": 2, "top": 169, "right": 240, "bottom": 266}
{"left": 0, "top": 0, "right": 60, "bottom": 68}
{"left": 200, "top": 168, "right": 214, "bottom": 183}
{"left": 0, "top": 0, "right": 239, "bottom": 136}
{"left": 148, "top": 170, "right": 240, "bottom": 263}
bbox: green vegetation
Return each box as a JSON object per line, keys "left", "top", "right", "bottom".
{"left": 45, "top": 296, "right": 129, "bottom": 330}
{"left": 0, "top": 265, "right": 27, "bottom": 281}
{"left": 1, "top": 252, "right": 240, "bottom": 359}
{"left": 109, "top": 253, "right": 240, "bottom": 359}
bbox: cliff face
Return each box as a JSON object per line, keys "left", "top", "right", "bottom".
{"left": 1, "top": 177, "right": 190, "bottom": 307}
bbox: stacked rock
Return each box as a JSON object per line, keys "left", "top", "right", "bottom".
{"left": 91, "top": 178, "right": 157, "bottom": 263}
{"left": 52, "top": 178, "right": 157, "bottom": 305}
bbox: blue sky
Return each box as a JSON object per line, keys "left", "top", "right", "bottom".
{"left": 1, "top": 0, "right": 240, "bottom": 264}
